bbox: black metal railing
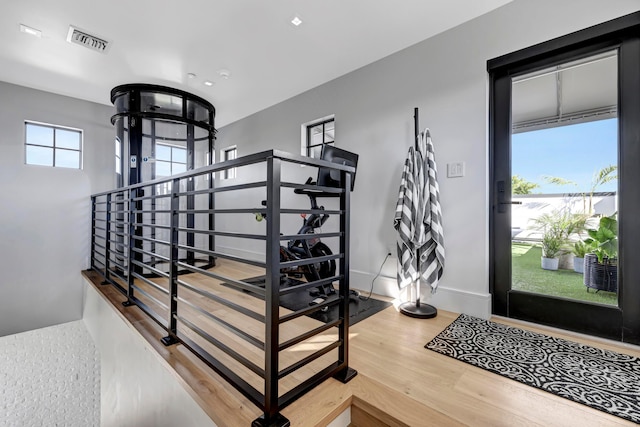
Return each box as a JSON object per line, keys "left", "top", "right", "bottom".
{"left": 90, "top": 150, "right": 357, "bottom": 426}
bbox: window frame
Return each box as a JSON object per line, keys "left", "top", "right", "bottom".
{"left": 301, "top": 115, "right": 335, "bottom": 158}
{"left": 115, "top": 138, "right": 122, "bottom": 175}
{"left": 221, "top": 145, "right": 237, "bottom": 180}
{"left": 24, "top": 121, "right": 83, "bottom": 169}
{"left": 155, "top": 142, "right": 187, "bottom": 177}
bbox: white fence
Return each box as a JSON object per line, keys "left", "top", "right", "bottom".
{"left": 511, "top": 192, "right": 617, "bottom": 241}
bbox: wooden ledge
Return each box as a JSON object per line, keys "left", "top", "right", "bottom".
{"left": 348, "top": 376, "right": 462, "bottom": 427}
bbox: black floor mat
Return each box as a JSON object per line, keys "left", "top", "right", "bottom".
{"left": 229, "top": 275, "right": 391, "bottom": 326}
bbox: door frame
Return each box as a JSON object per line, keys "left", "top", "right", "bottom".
{"left": 488, "top": 12, "right": 640, "bottom": 344}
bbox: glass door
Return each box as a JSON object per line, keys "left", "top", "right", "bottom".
{"left": 489, "top": 13, "right": 640, "bottom": 343}
{"left": 511, "top": 51, "right": 619, "bottom": 306}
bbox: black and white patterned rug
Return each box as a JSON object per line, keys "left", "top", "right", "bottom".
{"left": 426, "top": 314, "right": 640, "bottom": 423}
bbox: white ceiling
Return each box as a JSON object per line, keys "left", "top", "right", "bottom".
{"left": 0, "top": 0, "right": 511, "bottom": 127}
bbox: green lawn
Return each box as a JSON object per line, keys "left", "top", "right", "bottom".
{"left": 512, "top": 243, "right": 617, "bottom": 306}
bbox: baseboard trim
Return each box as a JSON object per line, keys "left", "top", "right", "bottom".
{"left": 214, "top": 245, "right": 264, "bottom": 263}
{"left": 350, "top": 270, "right": 491, "bottom": 319}
{"left": 212, "top": 247, "right": 493, "bottom": 319}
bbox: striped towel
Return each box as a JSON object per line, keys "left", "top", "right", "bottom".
{"left": 393, "top": 129, "right": 445, "bottom": 292}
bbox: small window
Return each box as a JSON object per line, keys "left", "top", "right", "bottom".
{"left": 115, "top": 138, "right": 123, "bottom": 187}
{"left": 303, "top": 117, "right": 334, "bottom": 158}
{"left": 115, "top": 138, "right": 122, "bottom": 175}
{"left": 155, "top": 142, "right": 187, "bottom": 177}
{"left": 25, "top": 122, "right": 82, "bottom": 169}
{"left": 222, "top": 146, "right": 237, "bottom": 179}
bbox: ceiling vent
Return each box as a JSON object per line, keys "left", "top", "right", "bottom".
{"left": 66, "top": 26, "right": 111, "bottom": 54}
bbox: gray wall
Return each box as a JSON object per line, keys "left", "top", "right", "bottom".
{"left": 217, "top": 0, "right": 640, "bottom": 318}
{"left": 0, "top": 81, "right": 114, "bottom": 336}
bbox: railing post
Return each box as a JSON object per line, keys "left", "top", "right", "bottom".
{"left": 124, "top": 188, "right": 136, "bottom": 307}
{"left": 253, "top": 156, "right": 290, "bottom": 427}
{"left": 186, "top": 124, "right": 196, "bottom": 266}
{"left": 163, "top": 178, "right": 180, "bottom": 346}
{"left": 90, "top": 196, "right": 96, "bottom": 271}
{"left": 208, "top": 134, "right": 216, "bottom": 267}
{"left": 334, "top": 171, "right": 357, "bottom": 383}
{"left": 114, "top": 191, "right": 126, "bottom": 280}
{"left": 103, "top": 194, "right": 112, "bottom": 284}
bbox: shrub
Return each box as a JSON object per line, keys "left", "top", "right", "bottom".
{"left": 584, "top": 215, "right": 617, "bottom": 263}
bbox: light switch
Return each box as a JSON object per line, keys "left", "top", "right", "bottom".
{"left": 447, "top": 162, "right": 465, "bottom": 178}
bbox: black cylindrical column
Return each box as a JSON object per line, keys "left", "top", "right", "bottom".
{"left": 110, "top": 84, "right": 216, "bottom": 275}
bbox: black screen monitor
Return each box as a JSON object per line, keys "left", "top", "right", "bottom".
{"left": 317, "top": 145, "right": 359, "bottom": 191}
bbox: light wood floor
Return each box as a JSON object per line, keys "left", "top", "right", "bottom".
{"left": 110, "top": 259, "right": 345, "bottom": 398}
{"left": 84, "top": 263, "right": 640, "bottom": 427}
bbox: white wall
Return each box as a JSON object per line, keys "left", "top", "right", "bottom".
{"left": 216, "top": 0, "right": 640, "bottom": 318}
{"left": 0, "top": 81, "right": 114, "bottom": 336}
{"left": 82, "top": 281, "right": 218, "bottom": 427}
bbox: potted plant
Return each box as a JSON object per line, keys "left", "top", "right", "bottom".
{"left": 583, "top": 215, "right": 617, "bottom": 292}
{"left": 572, "top": 241, "right": 590, "bottom": 274}
{"left": 540, "top": 232, "right": 563, "bottom": 270}
{"left": 530, "top": 209, "right": 587, "bottom": 271}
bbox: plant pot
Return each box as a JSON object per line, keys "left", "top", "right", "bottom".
{"left": 573, "top": 257, "right": 584, "bottom": 274}
{"left": 559, "top": 253, "right": 573, "bottom": 270}
{"left": 541, "top": 257, "right": 559, "bottom": 271}
{"left": 584, "top": 253, "right": 617, "bottom": 292}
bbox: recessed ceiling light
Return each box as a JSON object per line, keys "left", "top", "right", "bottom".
{"left": 187, "top": 73, "right": 196, "bottom": 79}
{"left": 218, "top": 69, "right": 231, "bottom": 79}
{"left": 204, "top": 81, "right": 214, "bottom": 86}
{"left": 19, "top": 24, "right": 42, "bottom": 38}
{"left": 291, "top": 16, "right": 302, "bottom": 26}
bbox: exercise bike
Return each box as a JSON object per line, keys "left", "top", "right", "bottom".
{"left": 256, "top": 178, "right": 359, "bottom": 309}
